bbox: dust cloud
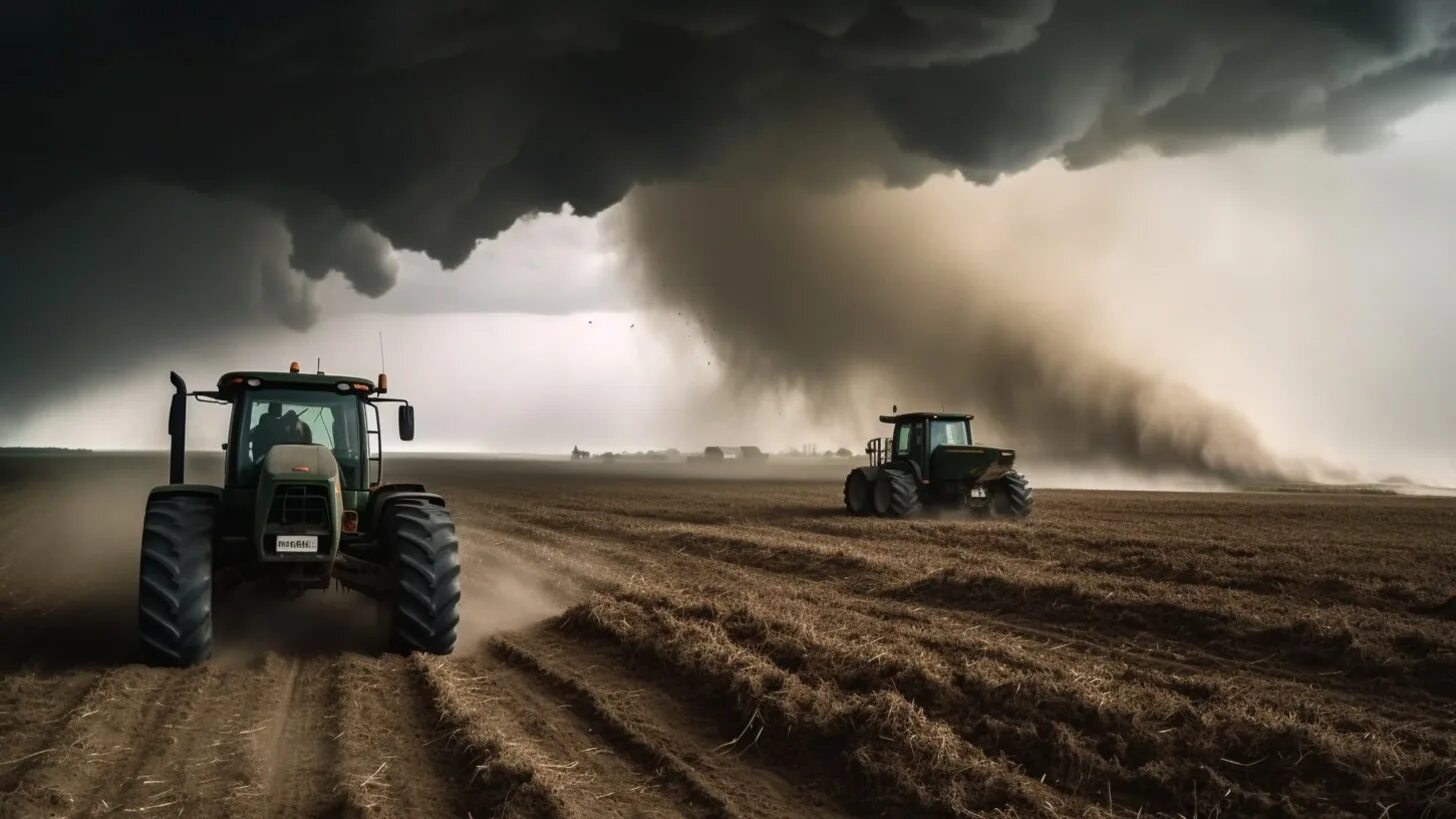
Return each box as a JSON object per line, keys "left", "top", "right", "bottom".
{"left": 0, "top": 456, "right": 156, "bottom": 669}
{"left": 0, "top": 454, "right": 575, "bottom": 669}
{"left": 622, "top": 177, "right": 1307, "bottom": 483}
{"left": 455, "top": 565, "right": 570, "bottom": 649}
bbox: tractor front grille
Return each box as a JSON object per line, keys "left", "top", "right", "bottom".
{"left": 270, "top": 485, "right": 329, "bottom": 528}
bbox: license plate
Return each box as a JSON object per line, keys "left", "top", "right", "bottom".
{"left": 276, "top": 535, "right": 319, "bottom": 553}
{"left": 969, "top": 486, "right": 987, "bottom": 498}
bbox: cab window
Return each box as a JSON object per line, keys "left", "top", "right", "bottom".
{"left": 930, "top": 419, "right": 970, "bottom": 449}
{"left": 233, "top": 389, "right": 366, "bottom": 489}
{"left": 894, "top": 423, "right": 913, "bottom": 457}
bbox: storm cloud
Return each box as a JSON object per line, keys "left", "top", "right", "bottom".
{"left": 7, "top": 2, "right": 1456, "bottom": 258}
{"left": 4, "top": 1, "right": 1456, "bottom": 465}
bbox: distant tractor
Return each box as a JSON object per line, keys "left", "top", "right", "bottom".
{"left": 139, "top": 364, "right": 460, "bottom": 666}
{"left": 844, "top": 412, "right": 1032, "bottom": 518}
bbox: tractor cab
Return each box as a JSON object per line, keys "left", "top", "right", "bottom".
{"left": 212, "top": 368, "right": 415, "bottom": 492}
{"left": 870, "top": 412, "right": 1010, "bottom": 482}
{"left": 880, "top": 413, "right": 975, "bottom": 469}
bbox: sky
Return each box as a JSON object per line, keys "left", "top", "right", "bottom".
{"left": 5, "top": 2, "right": 1456, "bottom": 487}
{"left": 7, "top": 96, "right": 1456, "bottom": 484}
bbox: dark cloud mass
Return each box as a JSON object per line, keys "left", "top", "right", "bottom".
{"left": 3, "top": 1, "right": 1456, "bottom": 469}
{"left": 7, "top": 2, "right": 1455, "bottom": 258}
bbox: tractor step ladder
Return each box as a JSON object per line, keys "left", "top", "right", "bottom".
{"left": 367, "top": 404, "right": 383, "bottom": 486}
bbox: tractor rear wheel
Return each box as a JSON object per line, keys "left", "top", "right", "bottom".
{"left": 877, "top": 469, "right": 923, "bottom": 518}
{"left": 984, "top": 470, "right": 1034, "bottom": 518}
{"left": 844, "top": 470, "right": 872, "bottom": 516}
{"left": 383, "top": 500, "right": 462, "bottom": 655}
{"left": 137, "top": 493, "right": 217, "bottom": 666}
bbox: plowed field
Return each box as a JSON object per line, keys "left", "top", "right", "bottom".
{"left": 2, "top": 455, "right": 1455, "bottom": 818}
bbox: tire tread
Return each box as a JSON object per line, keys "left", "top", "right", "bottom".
{"left": 384, "top": 501, "right": 461, "bottom": 655}
{"left": 137, "top": 493, "right": 216, "bottom": 666}
{"left": 883, "top": 469, "right": 923, "bottom": 518}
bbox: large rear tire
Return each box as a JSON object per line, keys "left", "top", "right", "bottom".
{"left": 877, "top": 469, "right": 923, "bottom": 518}
{"left": 383, "top": 500, "right": 462, "bottom": 655}
{"left": 985, "top": 470, "right": 1034, "bottom": 518}
{"left": 844, "top": 470, "right": 872, "bottom": 516}
{"left": 138, "top": 493, "right": 217, "bottom": 666}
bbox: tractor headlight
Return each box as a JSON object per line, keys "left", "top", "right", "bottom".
{"left": 336, "top": 382, "right": 350, "bottom": 391}
{"left": 246, "top": 378, "right": 261, "bottom": 387}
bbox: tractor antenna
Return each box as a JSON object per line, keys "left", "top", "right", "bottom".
{"left": 316, "top": 356, "right": 322, "bottom": 374}
{"left": 378, "top": 330, "right": 386, "bottom": 372}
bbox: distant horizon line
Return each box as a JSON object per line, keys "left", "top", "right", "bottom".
{"left": 0, "top": 446, "right": 858, "bottom": 458}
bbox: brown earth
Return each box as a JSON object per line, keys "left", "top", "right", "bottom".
{"left": 1, "top": 454, "right": 1455, "bottom": 818}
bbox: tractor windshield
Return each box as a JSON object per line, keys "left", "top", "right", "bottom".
{"left": 232, "top": 389, "right": 366, "bottom": 489}
{"left": 929, "top": 419, "right": 971, "bottom": 449}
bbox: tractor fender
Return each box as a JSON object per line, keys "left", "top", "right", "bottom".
{"left": 853, "top": 465, "right": 882, "bottom": 485}
{"left": 148, "top": 484, "right": 223, "bottom": 501}
{"left": 366, "top": 484, "right": 446, "bottom": 535}
{"left": 884, "top": 458, "right": 923, "bottom": 485}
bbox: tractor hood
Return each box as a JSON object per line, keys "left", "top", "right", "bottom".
{"left": 263, "top": 444, "right": 341, "bottom": 481}
{"left": 930, "top": 444, "right": 1017, "bottom": 484}
{"left": 254, "top": 444, "right": 343, "bottom": 562}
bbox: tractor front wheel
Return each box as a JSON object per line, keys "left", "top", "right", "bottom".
{"left": 984, "top": 470, "right": 1034, "bottom": 518}
{"left": 382, "top": 500, "right": 462, "bottom": 655}
{"left": 137, "top": 493, "right": 217, "bottom": 666}
{"left": 844, "top": 470, "right": 873, "bottom": 516}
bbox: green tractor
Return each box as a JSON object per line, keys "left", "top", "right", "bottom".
{"left": 138, "top": 364, "right": 460, "bottom": 666}
{"left": 843, "top": 412, "right": 1032, "bottom": 518}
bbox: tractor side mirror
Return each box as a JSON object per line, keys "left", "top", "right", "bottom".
{"left": 398, "top": 405, "right": 415, "bottom": 441}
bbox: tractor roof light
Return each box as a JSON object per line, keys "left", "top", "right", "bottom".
{"left": 377, "top": 373, "right": 388, "bottom": 394}
{"left": 336, "top": 381, "right": 351, "bottom": 391}
{"left": 246, "top": 378, "right": 261, "bottom": 387}
{"left": 289, "top": 361, "right": 301, "bottom": 373}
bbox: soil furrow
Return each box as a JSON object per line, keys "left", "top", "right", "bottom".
{"left": 0, "top": 668, "right": 192, "bottom": 815}
{"left": 415, "top": 648, "right": 738, "bottom": 818}
{"left": 489, "top": 635, "right": 740, "bottom": 817}
{"left": 487, "top": 498, "right": 1456, "bottom": 710}
{"left": 556, "top": 594, "right": 1082, "bottom": 818}
{"left": 0, "top": 670, "right": 112, "bottom": 794}
{"left": 92, "top": 664, "right": 264, "bottom": 816}
{"left": 495, "top": 624, "right": 857, "bottom": 819}
{"left": 332, "top": 653, "right": 494, "bottom": 817}
{"left": 246, "top": 656, "right": 345, "bottom": 818}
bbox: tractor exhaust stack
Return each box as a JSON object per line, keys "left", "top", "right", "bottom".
{"left": 167, "top": 371, "right": 187, "bottom": 484}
